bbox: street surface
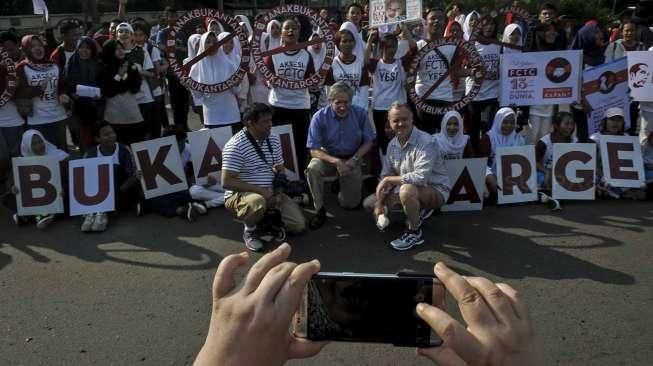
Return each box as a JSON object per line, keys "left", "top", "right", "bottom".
{"left": 1, "top": 199, "right": 652, "bottom": 365}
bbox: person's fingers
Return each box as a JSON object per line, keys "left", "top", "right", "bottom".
{"left": 288, "top": 337, "right": 328, "bottom": 359}
{"left": 434, "top": 262, "right": 495, "bottom": 326}
{"left": 277, "top": 259, "right": 320, "bottom": 313}
{"left": 416, "top": 303, "right": 485, "bottom": 364}
{"left": 255, "top": 262, "right": 297, "bottom": 303}
{"left": 466, "top": 277, "right": 518, "bottom": 325}
{"left": 212, "top": 252, "right": 250, "bottom": 300}
{"left": 417, "top": 346, "right": 468, "bottom": 366}
{"left": 496, "top": 283, "right": 530, "bottom": 322}
{"left": 242, "top": 243, "right": 292, "bottom": 294}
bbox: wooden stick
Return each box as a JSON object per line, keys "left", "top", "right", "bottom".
{"left": 180, "top": 32, "right": 238, "bottom": 75}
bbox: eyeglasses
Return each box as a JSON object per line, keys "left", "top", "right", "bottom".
{"left": 116, "top": 29, "right": 131, "bottom": 34}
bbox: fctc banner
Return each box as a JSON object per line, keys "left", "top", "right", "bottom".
{"left": 582, "top": 57, "right": 630, "bottom": 134}
{"left": 369, "top": 0, "right": 422, "bottom": 29}
{"left": 500, "top": 50, "right": 582, "bottom": 106}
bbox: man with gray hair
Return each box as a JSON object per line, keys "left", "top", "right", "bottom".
{"left": 305, "top": 81, "right": 376, "bottom": 229}
{"left": 364, "top": 102, "right": 450, "bottom": 251}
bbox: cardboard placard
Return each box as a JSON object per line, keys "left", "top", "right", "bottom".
{"left": 552, "top": 144, "right": 596, "bottom": 200}
{"left": 599, "top": 135, "right": 646, "bottom": 188}
{"left": 496, "top": 146, "right": 538, "bottom": 204}
{"left": 369, "top": 0, "right": 422, "bottom": 30}
{"left": 131, "top": 136, "right": 188, "bottom": 199}
{"left": 68, "top": 157, "right": 115, "bottom": 216}
{"left": 12, "top": 156, "right": 64, "bottom": 216}
{"left": 442, "top": 158, "right": 487, "bottom": 212}
{"left": 187, "top": 127, "right": 232, "bottom": 185}
{"left": 270, "top": 124, "right": 299, "bottom": 181}
{"left": 500, "top": 50, "right": 582, "bottom": 106}
{"left": 582, "top": 57, "right": 631, "bottom": 134}
{"left": 627, "top": 51, "right": 653, "bottom": 102}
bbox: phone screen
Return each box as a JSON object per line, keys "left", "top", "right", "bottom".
{"left": 306, "top": 273, "right": 443, "bottom": 346}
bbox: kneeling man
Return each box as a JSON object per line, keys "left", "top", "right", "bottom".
{"left": 305, "top": 81, "right": 375, "bottom": 229}
{"left": 365, "top": 102, "right": 450, "bottom": 251}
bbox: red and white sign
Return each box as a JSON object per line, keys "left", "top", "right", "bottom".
{"left": 131, "top": 136, "right": 188, "bottom": 199}
{"left": 188, "top": 128, "right": 232, "bottom": 186}
{"left": 552, "top": 144, "right": 596, "bottom": 200}
{"left": 599, "top": 135, "right": 646, "bottom": 188}
{"left": 68, "top": 157, "right": 115, "bottom": 216}
{"left": 442, "top": 158, "right": 487, "bottom": 212}
{"left": 627, "top": 51, "right": 653, "bottom": 102}
{"left": 496, "top": 146, "right": 538, "bottom": 204}
{"left": 12, "top": 156, "right": 64, "bottom": 216}
{"left": 271, "top": 125, "right": 299, "bottom": 181}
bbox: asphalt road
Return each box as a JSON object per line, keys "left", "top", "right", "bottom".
{"left": 1, "top": 197, "right": 652, "bottom": 365}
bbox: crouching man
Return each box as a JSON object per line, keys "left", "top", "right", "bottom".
{"left": 364, "top": 102, "right": 450, "bottom": 251}
{"left": 222, "top": 103, "right": 306, "bottom": 251}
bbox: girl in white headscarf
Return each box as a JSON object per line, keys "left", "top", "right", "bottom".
{"left": 433, "top": 111, "right": 473, "bottom": 160}
{"left": 502, "top": 23, "right": 523, "bottom": 53}
{"left": 6, "top": 129, "right": 69, "bottom": 228}
{"left": 189, "top": 32, "right": 242, "bottom": 128}
{"left": 338, "top": 21, "right": 365, "bottom": 60}
{"left": 261, "top": 20, "right": 281, "bottom": 51}
{"left": 462, "top": 11, "right": 479, "bottom": 41}
{"left": 184, "top": 33, "right": 204, "bottom": 119}
{"left": 483, "top": 107, "right": 525, "bottom": 199}
{"left": 307, "top": 32, "right": 327, "bottom": 110}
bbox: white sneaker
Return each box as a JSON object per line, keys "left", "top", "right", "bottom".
{"left": 92, "top": 213, "right": 108, "bottom": 232}
{"left": 191, "top": 202, "right": 207, "bottom": 215}
{"left": 390, "top": 229, "right": 424, "bottom": 251}
{"left": 81, "top": 214, "right": 95, "bottom": 232}
{"left": 36, "top": 215, "right": 55, "bottom": 229}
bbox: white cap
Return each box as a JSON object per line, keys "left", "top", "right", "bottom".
{"left": 605, "top": 107, "right": 624, "bottom": 119}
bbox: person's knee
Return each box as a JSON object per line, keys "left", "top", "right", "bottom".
{"left": 399, "top": 184, "right": 418, "bottom": 203}
{"left": 240, "top": 194, "right": 267, "bottom": 225}
{"left": 305, "top": 158, "right": 325, "bottom": 178}
{"left": 189, "top": 185, "right": 202, "bottom": 197}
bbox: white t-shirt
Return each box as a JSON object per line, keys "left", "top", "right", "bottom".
{"left": 330, "top": 55, "right": 369, "bottom": 110}
{"left": 267, "top": 50, "right": 313, "bottom": 110}
{"left": 23, "top": 64, "right": 68, "bottom": 125}
{"left": 200, "top": 91, "right": 240, "bottom": 126}
{"left": 466, "top": 42, "right": 500, "bottom": 101}
{"left": 415, "top": 40, "right": 455, "bottom": 102}
{"left": 0, "top": 101, "right": 23, "bottom": 127}
{"left": 64, "top": 51, "right": 74, "bottom": 69}
{"left": 147, "top": 45, "right": 164, "bottom": 97}
{"left": 371, "top": 58, "right": 406, "bottom": 110}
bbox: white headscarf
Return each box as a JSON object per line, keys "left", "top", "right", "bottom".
{"left": 183, "top": 33, "right": 202, "bottom": 65}
{"left": 339, "top": 21, "right": 365, "bottom": 60}
{"left": 20, "top": 129, "right": 69, "bottom": 161}
{"left": 189, "top": 32, "right": 241, "bottom": 85}
{"left": 236, "top": 15, "right": 253, "bottom": 42}
{"left": 261, "top": 20, "right": 281, "bottom": 51}
{"left": 502, "top": 23, "right": 523, "bottom": 53}
{"left": 488, "top": 107, "right": 524, "bottom": 152}
{"left": 462, "top": 11, "right": 479, "bottom": 41}
{"left": 307, "top": 32, "right": 326, "bottom": 71}
{"left": 434, "top": 111, "right": 469, "bottom": 157}
{"left": 206, "top": 18, "right": 225, "bottom": 34}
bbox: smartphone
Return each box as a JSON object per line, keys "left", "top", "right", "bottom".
{"left": 293, "top": 271, "right": 446, "bottom": 347}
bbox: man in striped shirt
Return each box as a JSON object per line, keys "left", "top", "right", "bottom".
{"left": 222, "top": 103, "right": 306, "bottom": 251}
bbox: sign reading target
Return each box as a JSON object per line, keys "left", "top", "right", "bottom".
{"left": 251, "top": 5, "right": 335, "bottom": 89}
{"left": 0, "top": 47, "right": 17, "bottom": 107}
{"left": 167, "top": 9, "right": 250, "bottom": 93}
{"left": 406, "top": 39, "right": 485, "bottom": 115}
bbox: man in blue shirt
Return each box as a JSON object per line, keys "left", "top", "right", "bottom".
{"left": 305, "top": 82, "right": 375, "bottom": 229}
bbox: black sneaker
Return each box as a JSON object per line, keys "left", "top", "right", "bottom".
{"left": 243, "top": 229, "right": 264, "bottom": 252}
{"left": 309, "top": 207, "right": 327, "bottom": 230}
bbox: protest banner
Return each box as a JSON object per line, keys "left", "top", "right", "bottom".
{"left": 131, "top": 136, "right": 188, "bottom": 199}
{"left": 270, "top": 125, "right": 300, "bottom": 181}
{"left": 500, "top": 50, "right": 582, "bottom": 106}
{"left": 68, "top": 157, "right": 114, "bottom": 216}
{"left": 496, "top": 146, "right": 537, "bottom": 204}
{"left": 442, "top": 158, "right": 487, "bottom": 212}
{"left": 582, "top": 57, "right": 630, "bottom": 134}
{"left": 599, "top": 135, "right": 646, "bottom": 188}
{"left": 187, "top": 128, "right": 232, "bottom": 186}
{"left": 627, "top": 51, "right": 653, "bottom": 102}
{"left": 369, "top": 0, "right": 422, "bottom": 30}
{"left": 0, "top": 47, "right": 18, "bottom": 107}
{"left": 12, "top": 156, "right": 63, "bottom": 216}
{"left": 552, "top": 144, "right": 596, "bottom": 200}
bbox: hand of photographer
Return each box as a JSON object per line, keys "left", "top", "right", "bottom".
{"left": 416, "top": 263, "right": 544, "bottom": 366}
{"left": 194, "top": 244, "right": 327, "bottom": 366}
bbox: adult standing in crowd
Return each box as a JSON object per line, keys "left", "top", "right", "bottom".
{"left": 50, "top": 20, "right": 83, "bottom": 72}
{"left": 305, "top": 82, "right": 375, "bottom": 229}
{"left": 604, "top": 22, "right": 646, "bottom": 62}
{"left": 156, "top": 7, "right": 189, "bottom": 129}
{"left": 264, "top": 18, "right": 315, "bottom": 178}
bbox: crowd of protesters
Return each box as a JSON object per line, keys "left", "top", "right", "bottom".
{"left": 0, "top": 1, "right": 652, "bottom": 251}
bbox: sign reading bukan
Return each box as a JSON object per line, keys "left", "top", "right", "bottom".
{"left": 500, "top": 50, "right": 582, "bottom": 106}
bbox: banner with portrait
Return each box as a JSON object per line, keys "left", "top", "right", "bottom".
{"left": 627, "top": 51, "right": 653, "bottom": 102}
{"left": 369, "top": 0, "right": 422, "bottom": 29}
{"left": 500, "top": 50, "right": 582, "bottom": 106}
{"left": 582, "top": 57, "right": 631, "bottom": 134}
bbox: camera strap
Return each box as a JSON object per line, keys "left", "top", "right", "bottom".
{"left": 244, "top": 130, "right": 274, "bottom": 168}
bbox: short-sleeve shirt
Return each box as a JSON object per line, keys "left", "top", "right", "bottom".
{"left": 264, "top": 50, "right": 315, "bottom": 110}
{"left": 414, "top": 40, "right": 456, "bottom": 102}
{"left": 222, "top": 129, "right": 284, "bottom": 198}
{"left": 306, "top": 105, "right": 375, "bottom": 157}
